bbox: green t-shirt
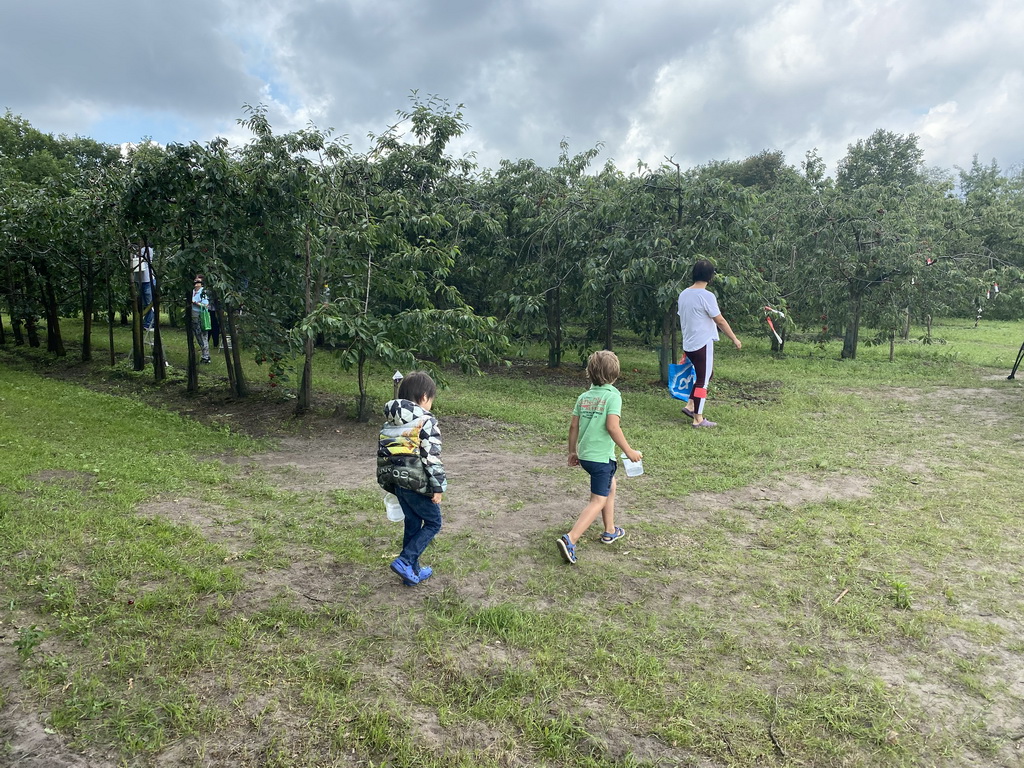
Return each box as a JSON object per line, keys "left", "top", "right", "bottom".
{"left": 573, "top": 384, "right": 622, "bottom": 462}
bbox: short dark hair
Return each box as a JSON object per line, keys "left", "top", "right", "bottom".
{"left": 398, "top": 371, "right": 437, "bottom": 404}
{"left": 692, "top": 259, "right": 716, "bottom": 283}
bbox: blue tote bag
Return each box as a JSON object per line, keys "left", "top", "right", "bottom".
{"left": 667, "top": 355, "right": 695, "bottom": 401}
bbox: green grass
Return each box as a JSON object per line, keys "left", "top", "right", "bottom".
{"left": 2, "top": 315, "right": 1024, "bottom": 766}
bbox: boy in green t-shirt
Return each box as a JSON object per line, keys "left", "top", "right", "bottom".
{"left": 557, "top": 350, "right": 643, "bottom": 565}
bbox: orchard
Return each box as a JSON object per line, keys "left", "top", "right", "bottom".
{"left": 4, "top": 103, "right": 1024, "bottom": 411}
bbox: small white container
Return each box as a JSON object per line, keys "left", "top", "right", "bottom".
{"left": 383, "top": 492, "right": 404, "bottom": 522}
{"left": 621, "top": 453, "right": 644, "bottom": 477}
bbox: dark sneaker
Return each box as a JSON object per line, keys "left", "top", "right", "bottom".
{"left": 390, "top": 557, "right": 419, "bottom": 584}
{"left": 557, "top": 534, "right": 577, "bottom": 564}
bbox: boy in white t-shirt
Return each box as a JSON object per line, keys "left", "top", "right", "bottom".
{"left": 676, "top": 260, "right": 742, "bottom": 428}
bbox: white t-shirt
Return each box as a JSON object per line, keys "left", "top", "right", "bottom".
{"left": 677, "top": 287, "right": 721, "bottom": 352}
{"left": 132, "top": 247, "right": 153, "bottom": 282}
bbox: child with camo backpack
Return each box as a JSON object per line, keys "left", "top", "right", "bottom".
{"left": 376, "top": 371, "right": 446, "bottom": 586}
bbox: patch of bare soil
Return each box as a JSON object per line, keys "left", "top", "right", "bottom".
{"left": 846, "top": 383, "right": 1024, "bottom": 437}
{"left": 25, "top": 470, "right": 96, "bottom": 493}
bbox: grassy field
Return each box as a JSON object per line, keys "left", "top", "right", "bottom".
{"left": 1, "top": 316, "right": 1023, "bottom": 767}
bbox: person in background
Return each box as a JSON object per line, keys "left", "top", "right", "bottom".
{"left": 677, "top": 259, "right": 741, "bottom": 428}
{"left": 132, "top": 241, "right": 156, "bottom": 330}
{"left": 191, "top": 275, "right": 211, "bottom": 364}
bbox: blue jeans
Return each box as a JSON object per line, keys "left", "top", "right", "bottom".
{"left": 395, "top": 487, "right": 442, "bottom": 573}
{"left": 137, "top": 280, "right": 154, "bottom": 330}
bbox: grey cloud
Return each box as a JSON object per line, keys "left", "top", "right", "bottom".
{"left": 1, "top": 0, "right": 1021, "bottom": 174}
{"left": 270, "top": 0, "right": 758, "bottom": 163}
{"left": 2, "top": 0, "right": 260, "bottom": 127}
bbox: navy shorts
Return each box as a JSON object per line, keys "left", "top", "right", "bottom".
{"left": 579, "top": 458, "right": 617, "bottom": 497}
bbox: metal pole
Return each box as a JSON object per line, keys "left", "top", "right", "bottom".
{"left": 1009, "top": 341, "right": 1024, "bottom": 380}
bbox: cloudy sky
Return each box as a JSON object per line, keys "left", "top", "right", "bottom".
{"left": 2, "top": 0, "right": 1022, "bottom": 178}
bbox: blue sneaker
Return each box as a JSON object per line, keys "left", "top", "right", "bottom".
{"left": 390, "top": 557, "right": 419, "bottom": 584}
{"left": 557, "top": 534, "right": 577, "bottom": 564}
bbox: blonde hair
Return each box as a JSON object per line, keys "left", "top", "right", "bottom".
{"left": 586, "top": 350, "right": 620, "bottom": 386}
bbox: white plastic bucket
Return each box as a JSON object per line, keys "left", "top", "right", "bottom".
{"left": 621, "top": 454, "right": 644, "bottom": 477}
{"left": 383, "top": 492, "right": 404, "bottom": 521}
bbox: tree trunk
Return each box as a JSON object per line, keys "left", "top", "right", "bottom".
{"left": 901, "top": 307, "right": 911, "bottom": 340}
{"left": 150, "top": 329, "right": 165, "bottom": 379}
{"left": 150, "top": 269, "right": 165, "bottom": 381}
{"left": 218, "top": 301, "right": 237, "bottom": 394}
{"left": 15, "top": 265, "right": 33, "bottom": 346}
{"left": 79, "top": 253, "right": 93, "bottom": 362}
{"left": 546, "top": 285, "right": 562, "bottom": 368}
{"left": 130, "top": 269, "right": 145, "bottom": 371}
{"left": 37, "top": 260, "right": 65, "bottom": 357}
{"left": 226, "top": 309, "right": 248, "bottom": 397}
{"left": 603, "top": 286, "right": 614, "bottom": 351}
{"left": 81, "top": 276, "right": 94, "bottom": 362}
{"left": 0, "top": 258, "right": 10, "bottom": 345}
{"left": 659, "top": 306, "right": 674, "bottom": 383}
{"left": 186, "top": 296, "right": 198, "bottom": 394}
{"left": 841, "top": 293, "right": 862, "bottom": 360}
{"left": 889, "top": 332, "right": 895, "bottom": 362}
{"left": 296, "top": 227, "right": 314, "bottom": 415}
{"left": 106, "top": 276, "right": 116, "bottom": 366}
{"left": 25, "top": 314, "right": 40, "bottom": 348}
{"left": 297, "top": 342, "right": 314, "bottom": 415}
{"left": 357, "top": 348, "right": 370, "bottom": 422}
